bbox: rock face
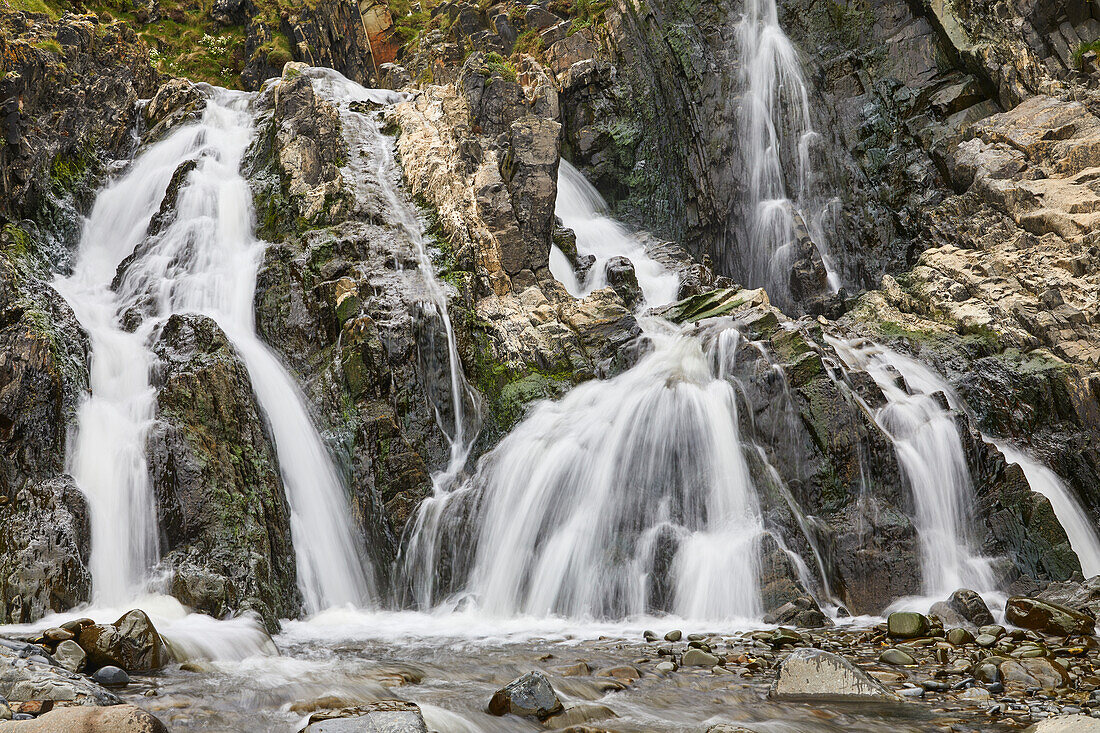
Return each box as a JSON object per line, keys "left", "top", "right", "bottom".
{"left": 770, "top": 648, "right": 900, "bottom": 701}
{"left": 488, "top": 671, "right": 564, "bottom": 719}
{"left": 148, "top": 314, "right": 299, "bottom": 628}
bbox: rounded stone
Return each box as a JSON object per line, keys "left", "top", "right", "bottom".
{"left": 92, "top": 665, "right": 130, "bottom": 686}
{"left": 887, "top": 611, "right": 930, "bottom": 639}
{"left": 681, "top": 649, "right": 720, "bottom": 667}
{"left": 664, "top": 630, "right": 682, "bottom": 642}
{"left": 946, "top": 627, "right": 975, "bottom": 645}
{"left": 879, "top": 648, "right": 916, "bottom": 666}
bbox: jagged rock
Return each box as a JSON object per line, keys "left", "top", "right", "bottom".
{"left": 0, "top": 642, "right": 117, "bottom": 705}
{"left": 51, "top": 640, "right": 85, "bottom": 673}
{"left": 488, "top": 671, "right": 563, "bottom": 719}
{"left": 77, "top": 610, "right": 169, "bottom": 672}
{"left": 603, "top": 256, "right": 641, "bottom": 310}
{"left": 143, "top": 79, "right": 206, "bottom": 142}
{"left": 770, "top": 649, "right": 900, "bottom": 701}
{"left": 148, "top": 313, "right": 299, "bottom": 627}
{"left": 211, "top": 0, "right": 253, "bottom": 25}
{"left": 1005, "top": 597, "right": 1095, "bottom": 636}
{"left": 0, "top": 705, "right": 167, "bottom": 732}
{"left": 302, "top": 700, "right": 427, "bottom": 732}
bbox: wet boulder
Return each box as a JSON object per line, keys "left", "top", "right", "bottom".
{"left": 1005, "top": 597, "right": 1094, "bottom": 636}
{"left": 52, "top": 640, "right": 85, "bottom": 673}
{"left": 887, "top": 611, "right": 930, "bottom": 639}
{"left": 488, "top": 671, "right": 563, "bottom": 719}
{"left": 0, "top": 642, "right": 118, "bottom": 705}
{"left": 770, "top": 649, "right": 900, "bottom": 701}
{"left": 77, "top": 610, "right": 169, "bottom": 672}
{"left": 946, "top": 589, "right": 994, "bottom": 627}
{"left": 604, "top": 256, "right": 641, "bottom": 310}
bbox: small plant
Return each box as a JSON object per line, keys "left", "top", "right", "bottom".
{"left": 34, "top": 37, "right": 63, "bottom": 54}
{"left": 1073, "top": 40, "right": 1100, "bottom": 69}
{"left": 483, "top": 51, "right": 517, "bottom": 82}
{"left": 513, "top": 28, "right": 543, "bottom": 56}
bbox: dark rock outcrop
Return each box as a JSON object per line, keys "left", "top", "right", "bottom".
{"left": 148, "top": 314, "right": 300, "bottom": 628}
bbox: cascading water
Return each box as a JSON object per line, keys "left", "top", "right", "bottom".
{"left": 404, "top": 319, "right": 767, "bottom": 620}
{"left": 826, "top": 338, "right": 996, "bottom": 597}
{"left": 995, "top": 442, "right": 1100, "bottom": 577}
{"left": 736, "top": 0, "right": 840, "bottom": 302}
{"left": 550, "top": 159, "right": 680, "bottom": 307}
{"left": 55, "top": 87, "right": 375, "bottom": 613}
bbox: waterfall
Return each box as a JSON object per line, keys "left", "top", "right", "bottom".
{"left": 995, "top": 442, "right": 1100, "bottom": 578}
{"left": 402, "top": 163, "right": 780, "bottom": 621}
{"left": 55, "top": 87, "right": 375, "bottom": 612}
{"left": 736, "top": 0, "right": 840, "bottom": 302}
{"left": 827, "top": 339, "right": 996, "bottom": 596}
{"left": 549, "top": 160, "right": 680, "bottom": 307}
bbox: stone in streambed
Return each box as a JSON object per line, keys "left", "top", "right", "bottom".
{"left": 946, "top": 628, "right": 974, "bottom": 645}
{"left": 78, "top": 610, "right": 169, "bottom": 672}
{"left": 947, "top": 589, "right": 994, "bottom": 627}
{"left": 543, "top": 703, "right": 616, "bottom": 728}
{"left": 0, "top": 704, "right": 167, "bottom": 732}
{"left": 770, "top": 649, "right": 900, "bottom": 701}
{"left": 488, "top": 671, "right": 563, "bottom": 719}
{"left": 879, "top": 648, "right": 916, "bottom": 666}
{"left": 91, "top": 666, "right": 129, "bottom": 686}
{"left": 1006, "top": 597, "right": 1094, "bottom": 636}
{"left": 52, "top": 640, "right": 85, "bottom": 673}
{"left": 664, "top": 630, "right": 682, "bottom": 642}
{"left": 887, "top": 611, "right": 929, "bottom": 639}
{"left": 302, "top": 700, "right": 428, "bottom": 732}
{"left": 681, "top": 649, "right": 720, "bottom": 667}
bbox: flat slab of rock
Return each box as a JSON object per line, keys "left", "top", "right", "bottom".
{"left": 303, "top": 701, "right": 427, "bottom": 732}
{"left": 0, "top": 704, "right": 167, "bottom": 732}
{"left": 770, "top": 649, "right": 901, "bottom": 702}
{"left": 1028, "top": 714, "right": 1100, "bottom": 732}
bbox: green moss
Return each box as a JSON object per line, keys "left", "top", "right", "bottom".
{"left": 1, "top": 0, "right": 62, "bottom": 18}
{"left": 481, "top": 51, "right": 517, "bottom": 82}
{"left": 33, "top": 38, "right": 62, "bottom": 54}
{"left": 1073, "top": 39, "right": 1100, "bottom": 69}
{"left": 513, "top": 28, "right": 543, "bottom": 56}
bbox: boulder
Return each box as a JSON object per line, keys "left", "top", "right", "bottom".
{"left": 1000, "top": 658, "right": 1071, "bottom": 688}
{"left": 1005, "top": 597, "right": 1094, "bottom": 636}
{"left": 879, "top": 648, "right": 916, "bottom": 666}
{"left": 946, "top": 589, "right": 995, "bottom": 627}
{"left": 52, "top": 640, "right": 85, "bottom": 673}
{"left": 302, "top": 701, "right": 427, "bottom": 732}
{"left": 488, "top": 671, "right": 563, "bottom": 719}
{"left": 770, "top": 649, "right": 900, "bottom": 701}
{"left": 0, "top": 705, "right": 167, "bottom": 732}
{"left": 681, "top": 649, "right": 720, "bottom": 667}
{"left": 887, "top": 611, "right": 930, "bottom": 639}
{"left": 77, "top": 610, "right": 169, "bottom": 672}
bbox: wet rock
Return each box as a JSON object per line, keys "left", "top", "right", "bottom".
{"left": 52, "top": 640, "right": 85, "bottom": 673}
{"left": 1006, "top": 597, "right": 1095, "bottom": 636}
{"left": 947, "top": 589, "right": 995, "bottom": 627}
{"left": 143, "top": 79, "right": 206, "bottom": 142}
{"left": 1000, "top": 657, "right": 1071, "bottom": 688}
{"left": 681, "top": 649, "right": 720, "bottom": 667}
{"left": 148, "top": 313, "right": 299, "bottom": 627}
{"left": 543, "top": 703, "right": 616, "bottom": 728}
{"left": 0, "top": 704, "right": 167, "bottom": 732}
{"left": 604, "top": 257, "right": 640, "bottom": 310}
{"left": 887, "top": 611, "right": 930, "bottom": 639}
{"left": 77, "top": 610, "right": 169, "bottom": 672}
{"left": 770, "top": 649, "right": 900, "bottom": 701}
{"left": 664, "top": 630, "right": 682, "bottom": 642}
{"left": 879, "top": 648, "right": 916, "bottom": 666}
{"left": 303, "top": 700, "right": 427, "bottom": 732}
{"left": 0, "top": 642, "right": 118, "bottom": 705}
{"left": 91, "top": 666, "right": 129, "bottom": 687}
{"left": 487, "top": 671, "right": 563, "bottom": 719}
{"left": 947, "top": 628, "right": 975, "bottom": 645}
{"left": 976, "top": 634, "right": 999, "bottom": 648}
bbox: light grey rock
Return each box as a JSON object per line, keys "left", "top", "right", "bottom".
{"left": 52, "top": 640, "right": 85, "bottom": 673}
{"left": 770, "top": 649, "right": 901, "bottom": 701}
{"left": 0, "top": 704, "right": 168, "bottom": 732}
{"left": 0, "top": 643, "right": 118, "bottom": 705}
{"left": 303, "top": 701, "right": 428, "bottom": 732}
{"left": 1028, "top": 714, "right": 1100, "bottom": 732}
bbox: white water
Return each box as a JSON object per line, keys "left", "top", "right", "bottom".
{"left": 997, "top": 442, "right": 1100, "bottom": 577}
{"left": 55, "top": 87, "right": 374, "bottom": 613}
{"left": 550, "top": 160, "right": 680, "bottom": 308}
{"left": 737, "top": 0, "right": 840, "bottom": 301}
{"left": 827, "top": 339, "right": 996, "bottom": 597}
{"left": 403, "top": 320, "right": 766, "bottom": 621}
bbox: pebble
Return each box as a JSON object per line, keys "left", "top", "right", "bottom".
{"left": 91, "top": 665, "right": 130, "bottom": 686}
